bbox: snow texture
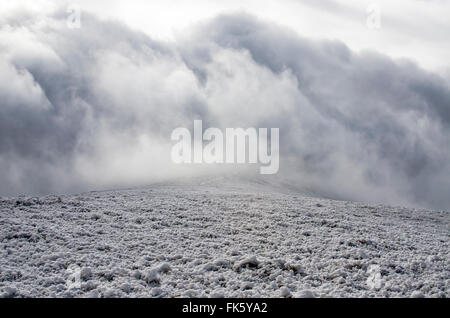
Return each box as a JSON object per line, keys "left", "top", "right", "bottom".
{"left": 0, "top": 178, "right": 448, "bottom": 298}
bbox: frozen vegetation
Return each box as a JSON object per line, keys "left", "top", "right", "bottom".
{"left": 0, "top": 178, "right": 448, "bottom": 298}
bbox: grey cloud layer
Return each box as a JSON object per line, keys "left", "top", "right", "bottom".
{"left": 1, "top": 10, "right": 449, "bottom": 210}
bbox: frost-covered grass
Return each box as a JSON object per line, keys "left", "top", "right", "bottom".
{"left": 0, "top": 179, "right": 448, "bottom": 298}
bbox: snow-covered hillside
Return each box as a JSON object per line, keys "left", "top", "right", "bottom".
{"left": 0, "top": 179, "right": 448, "bottom": 298}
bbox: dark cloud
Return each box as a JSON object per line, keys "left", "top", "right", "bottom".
{"left": 0, "top": 10, "right": 449, "bottom": 210}
{"left": 180, "top": 14, "right": 450, "bottom": 209}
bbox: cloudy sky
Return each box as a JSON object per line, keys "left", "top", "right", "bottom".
{"left": 7, "top": 0, "right": 448, "bottom": 73}
{"left": 1, "top": 0, "right": 449, "bottom": 210}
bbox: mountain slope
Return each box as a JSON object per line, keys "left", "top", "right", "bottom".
{"left": 0, "top": 179, "right": 448, "bottom": 297}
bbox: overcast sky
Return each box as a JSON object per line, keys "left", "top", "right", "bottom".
{"left": 3, "top": 0, "right": 448, "bottom": 73}
{"left": 0, "top": 0, "right": 449, "bottom": 210}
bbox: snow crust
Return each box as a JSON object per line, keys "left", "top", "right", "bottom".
{"left": 0, "top": 179, "right": 448, "bottom": 297}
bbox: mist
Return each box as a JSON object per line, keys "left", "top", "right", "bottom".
{"left": 1, "top": 7, "right": 449, "bottom": 210}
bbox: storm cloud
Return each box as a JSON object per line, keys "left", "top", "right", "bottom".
{"left": 0, "top": 8, "right": 449, "bottom": 210}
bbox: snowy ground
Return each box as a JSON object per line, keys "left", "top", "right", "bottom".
{"left": 0, "top": 178, "right": 448, "bottom": 298}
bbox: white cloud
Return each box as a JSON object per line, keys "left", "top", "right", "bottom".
{"left": 0, "top": 4, "right": 449, "bottom": 210}
{"left": 41, "top": 0, "right": 450, "bottom": 73}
